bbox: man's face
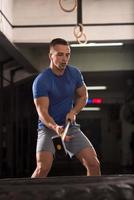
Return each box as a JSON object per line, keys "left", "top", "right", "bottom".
{"left": 49, "top": 44, "right": 71, "bottom": 71}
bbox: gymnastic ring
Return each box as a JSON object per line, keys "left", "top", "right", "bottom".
{"left": 77, "top": 32, "right": 87, "bottom": 44}
{"left": 73, "top": 23, "right": 84, "bottom": 39}
{"left": 59, "top": 0, "right": 77, "bottom": 12}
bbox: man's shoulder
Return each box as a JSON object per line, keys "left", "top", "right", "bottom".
{"left": 35, "top": 67, "right": 51, "bottom": 80}
{"left": 33, "top": 68, "right": 52, "bottom": 87}
{"left": 67, "top": 65, "right": 80, "bottom": 73}
{"left": 67, "top": 65, "right": 82, "bottom": 77}
{"left": 40, "top": 67, "right": 51, "bottom": 76}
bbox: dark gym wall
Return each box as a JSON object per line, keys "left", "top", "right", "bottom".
{"left": 0, "top": 76, "right": 37, "bottom": 178}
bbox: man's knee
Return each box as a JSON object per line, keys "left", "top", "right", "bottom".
{"left": 93, "top": 158, "right": 100, "bottom": 169}
{"left": 85, "top": 157, "right": 101, "bottom": 176}
{"left": 36, "top": 162, "right": 51, "bottom": 176}
{"left": 85, "top": 157, "right": 100, "bottom": 170}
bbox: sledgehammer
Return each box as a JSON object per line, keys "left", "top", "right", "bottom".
{"left": 52, "top": 120, "right": 71, "bottom": 157}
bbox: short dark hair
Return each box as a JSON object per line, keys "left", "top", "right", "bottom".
{"left": 49, "top": 38, "right": 70, "bottom": 49}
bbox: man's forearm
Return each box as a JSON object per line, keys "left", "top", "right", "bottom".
{"left": 38, "top": 109, "right": 58, "bottom": 131}
{"left": 71, "top": 96, "right": 87, "bottom": 114}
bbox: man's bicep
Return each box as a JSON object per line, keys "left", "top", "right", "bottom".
{"left": 76, "top": 84, "right": 88, "bottom": 98}
{"left": 34, "top": 96, "right": 49, "bottom": 113}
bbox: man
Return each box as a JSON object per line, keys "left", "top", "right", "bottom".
{"left": 31, "top": 38, "right": 101, "bottom": 177}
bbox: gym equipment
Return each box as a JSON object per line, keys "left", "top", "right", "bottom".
{"left": 0, "top": 175, "right": 134, "bottom": 199}
{"left": 52, "top": 120, "right": 71, "bottom": 157}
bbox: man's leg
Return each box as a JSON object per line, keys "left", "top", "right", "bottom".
{"left": 75, "top": 147, "right": 101, "bottom": 176}
{"left": 31, "top": 151, "right": 53, "bottom": 178}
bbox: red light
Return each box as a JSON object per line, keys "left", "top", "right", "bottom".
{"left": 92, "top": 98, "right": 103, "bottom": 104}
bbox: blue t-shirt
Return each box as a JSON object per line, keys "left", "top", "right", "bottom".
{"left": 32, "top": 65, "right": 84, "bottom": 128}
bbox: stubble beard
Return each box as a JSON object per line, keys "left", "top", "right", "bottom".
{"left": 57, "top": 63, "right": 67, "bottom": 71}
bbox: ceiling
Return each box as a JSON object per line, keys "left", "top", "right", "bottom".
{"left": 0, "top": 32, "right": 37, "bottom": 87}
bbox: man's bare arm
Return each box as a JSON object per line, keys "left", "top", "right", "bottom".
{"left": 66, "top": 84, "right": 88, "bottom": 122}
{"left": 34, "top": 97, "right": 63, "bottom": 135}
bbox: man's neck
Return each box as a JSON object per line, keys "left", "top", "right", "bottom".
{"left": 50, "top": 65, "right": 65, "bottom": 76}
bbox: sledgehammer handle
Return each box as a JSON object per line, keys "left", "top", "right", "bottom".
{"left": 62, "top": 120, "right": 71, "bottom": 141}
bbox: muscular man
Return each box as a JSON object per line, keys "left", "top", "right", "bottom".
{"left": 31, "top": 38, "right": 101, "bottom": 177}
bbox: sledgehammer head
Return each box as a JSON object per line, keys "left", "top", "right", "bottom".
{"left": 52, "top": 120, "right": 71, "bottom": 157}
{"left": 52, "top": 135, "right": 67, "bottom": 157}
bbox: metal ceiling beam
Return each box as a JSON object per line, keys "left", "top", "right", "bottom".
{"left": 0, "top": 32, "right": 38, "bottom": 73}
